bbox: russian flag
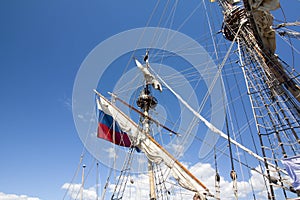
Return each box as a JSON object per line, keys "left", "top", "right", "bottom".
{"left": 97, "top": 109, "right": 132, "bottom": 147}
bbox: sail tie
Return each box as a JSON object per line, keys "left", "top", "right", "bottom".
{"left": 230, "top": 170, "right": 238, "bottom": 199}
{"left": 214, "top": 148, "right": 220, "bottom": 200}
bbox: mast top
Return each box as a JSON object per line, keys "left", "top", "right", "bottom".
{"left": 136, "top": 86, "right": 158, "bottom": 111}
{"left": 136, "top": 52, "right": 160, "bottom": 111}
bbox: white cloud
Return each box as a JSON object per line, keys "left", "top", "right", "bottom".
{"left": 61, "top": 183, "right": 97, "bottom": 200}
{"left": 107, "top": 172, "right": 195, "bottom": 199}
{"left": 116, "top": 163, "right": 266, "bottom": 200}
{"left": 0, "top": 192, "right": 40, "bottom": 200}
{"left": 190, "top": 163, "right": 271, "bottom": 199}
{"left": 62, "top": 97, "right": 72, "bottom": 111}
{"left": 62, "top": 162, "right": 273, "bottom": 200}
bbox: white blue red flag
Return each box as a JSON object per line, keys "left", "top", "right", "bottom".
{"left": 97, "top": 110, "right": 132, "bottom": 147}
{"left": 96, "top": 96, "right": 133, "bottom": 147}
{"left": 282, "top": 155, "right": 300, "bottom": 190}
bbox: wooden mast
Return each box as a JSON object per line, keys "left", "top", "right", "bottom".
{"left": 137, "top": 84, "right": 157, "bottom": 200}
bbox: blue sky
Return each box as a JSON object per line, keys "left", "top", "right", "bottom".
{"left": 0, "top": 1, "right": 299, "bottom": 200}
{"left": 0, "top": 1, "right": 110, "bottom": 199}
{"left": 0, "top": 1, "right": 163, "bottom": 199}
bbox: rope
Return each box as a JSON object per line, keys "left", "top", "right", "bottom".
{"left": 202, "top": 0, "right": 219, "bottom": 61}
{"left": 224, "top": 105, "right": 238, "bottom": 199}
{"left": 111, "top": 148, "right": 135, "bottom": 200}
{"left": 278, "top": 6, "right": 296, "bottom": 69}
{"left": 236, "top": 25, "right": 300, "bottom": 198}
{"left": 222, "top": 40, "right": 261, "bottom": 199}
{"left": 101, "top": 166, "right": 113, "bottom": 200}
{"left": 154, "top": 164, "right": 170, "bottom": 200}
{"left": 62, "top": 153, "right": 85, "bottom": 200}
{"left": 217, "top": 38, "right": 239, "bottom": 198}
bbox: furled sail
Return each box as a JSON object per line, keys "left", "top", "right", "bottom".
{"left": 135, "top": 58, "right": 162, "bottom": 92}
{"left": 94, "top": 90, "right": 211, "bottom": 199}
{"left": 248, "top": 0, "right": 280, "bottom": 11}
{"left": 249, "top": 0, "right": 280, "bottom": 53}
{"left": 248, "top": 0, "right": 280, "bottom": 53}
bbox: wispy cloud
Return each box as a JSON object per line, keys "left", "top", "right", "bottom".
{"left": 58, "top": 96, "right": 72, "bottom": 112}
{"left": 0, "top": 192, "right": 40, "bottom": 200}
{"left": 63, "top": 97, "right": 72, "bottom": 111}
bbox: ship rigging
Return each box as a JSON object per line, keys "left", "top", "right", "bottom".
{"left": 68, "top": 0, "right": 300, "bottom": 199}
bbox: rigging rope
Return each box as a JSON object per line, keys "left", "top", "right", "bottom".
{"left": 151, "top": 44, "right": 288, "bottom": 175}
{"left": 202, "top": 0, "right": 219, "bottom": 61}
{"left": 62, "top": 153, "right": 85, "bottom": 200}
{"left": 223, "top": 40, "right": 263, "bottom": 199}
{"left": 222, "top": 76, "right": 238, "bottom": 199}
{"left": 111, "top": 148, "right": 135, "bottom": 200}
{"left": 231, "top": 39, "right": 258, "bottom": 199}
{"left": 154, "top": 164, "right": 170, "bottom": 200}
{"left": 62, "top": 106, "right": 95, "bottom": 200}
{"left": 236, "top": 23, "right": 300, "bottom": 197}
{"left": 278, "top": 6, "right": 296, "bottom": 69}
{"left": 101, "top": 165, "right": 113, "bottom": 200}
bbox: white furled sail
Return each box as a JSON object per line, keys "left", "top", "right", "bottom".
{"left": 135, "top": 58, "right": 162, "bottom": 92}
{"left": 94, "top": 90, "right": 211, "bottom": 199}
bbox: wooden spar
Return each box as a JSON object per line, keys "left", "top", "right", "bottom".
{"left": 108, "top": 92, "right": 180, "bottom": 136}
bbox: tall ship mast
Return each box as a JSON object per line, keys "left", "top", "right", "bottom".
{"left": 94, "top": 55, "right": 211, "bottom": 199}
{"left": 220, "top": 0, "right": 300, "bottom": 198}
